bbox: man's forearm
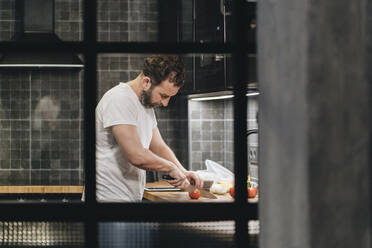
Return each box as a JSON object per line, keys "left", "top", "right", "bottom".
{"left": 111, "top": 125, "right": 182, "bottom": 174}
{"left": 129, "top": 147, "right": 176, "bottom": 173}
{"left": 151, "top": 144, "right": 187, "bottom": 173}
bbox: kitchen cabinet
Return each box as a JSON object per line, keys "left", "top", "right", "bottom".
{"left": 193, "top": 0, "right": 225, "bottom": 93}
{"left": 159, "top": 0, "right": 257, "bottom": 95}
{"left": 186, "top": 0, "right": 256, "bottom": 94}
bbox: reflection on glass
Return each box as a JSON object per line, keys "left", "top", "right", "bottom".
{"left": 0, "top": 67, "right": 84, "bottom": 202}
{"left": 99, "top": 221, "right": 235, "bottom": 248}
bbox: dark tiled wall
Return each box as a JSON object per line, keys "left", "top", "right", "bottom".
{"left": 97, "top": 54, "right": 146, "bottom": 98}
{"left": 55, "top": 0, "right": 83, "bottom": 41}
{"left": 189, "top": 100, "right": 231, "bottom": 171}
{"left": 0, "top": 70, "right": 83, "bottom": 185}
{"left": 0, "top": 0, "right": 15, "bottom": 41}
{"left": 189, "top": 97, "right": 258, "bottom": 174}
{"left": 97, "top": 0, "right": 158, "bottom": 42}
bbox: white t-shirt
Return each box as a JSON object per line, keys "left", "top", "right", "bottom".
{"left": 95, "top": 83, "right": 157, "bottom": 202}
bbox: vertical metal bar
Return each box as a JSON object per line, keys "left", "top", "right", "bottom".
{"left": 83, "top": 0, "right": 97, "bottom": 247}
{"left": 367, "top": 3, "right": 372, "bottom": 248}
{"left": 192, "top": 0, "right": 196, "bottom": 91}
{"left": 232, "top": 0, "right": 249, "bottom": 247}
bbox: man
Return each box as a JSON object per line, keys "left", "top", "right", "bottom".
{"left": 95, "top": 55, "right": 202, "bottom": 202}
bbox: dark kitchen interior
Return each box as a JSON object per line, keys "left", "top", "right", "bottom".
{"left": 0, "top": 0, "right": 256, "bottom": 247}
{"left": 1, "top": 0, "right": 369, "bottom": 248}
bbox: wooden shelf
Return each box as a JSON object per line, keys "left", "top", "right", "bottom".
{"left": 0, "top": 186, "right": 84, "bottom": 194}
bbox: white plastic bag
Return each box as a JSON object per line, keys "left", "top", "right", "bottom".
{"left": 196, "top": 159, "right": 234, "bottom": 184}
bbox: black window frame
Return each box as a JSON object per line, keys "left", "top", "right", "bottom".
{"left": 0, "top": 1, "right": 257, "bottom": 247}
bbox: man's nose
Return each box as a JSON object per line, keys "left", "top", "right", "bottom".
{"left": 161, "top": 98, "right": 170, "bottom": 107}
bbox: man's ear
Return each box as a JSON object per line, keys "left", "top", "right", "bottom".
{"left": 142, "top": 77, "right": 152, "bottom": 90}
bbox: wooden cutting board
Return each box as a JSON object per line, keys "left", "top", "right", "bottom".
{"left": 144, "top": 190, "right": 233, "bottom": 202}
{"left": 144, "top": 181, "right": 232, "bottom": 202}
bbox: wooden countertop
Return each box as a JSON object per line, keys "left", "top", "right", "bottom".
{"left": 0, "top": 186, "right": 84, "bottom": 194}
{"left": 144, "top": 181, "right": 231, "bottom": 202}
{"left": 144, "top": 181, "right": 258, "bottom": 203}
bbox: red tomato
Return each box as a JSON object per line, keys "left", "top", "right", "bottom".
{"left": 229, "top": 187, "right": 234, "bottom": 198}
{"left": 248, "top": 187, "right": 258, "bottom": 198}
{"left": 229, "top": 186, "right": 258, "bottom": 198}
{"left": 189, "top": 189, "right": 200, "bottom": 199}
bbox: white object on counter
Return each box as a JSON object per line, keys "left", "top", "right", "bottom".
{"left": 210, "top": 183, "right": 228, "bottom": 194}
{"left": 196, "top": 159, "right": 234, "bottom": 184}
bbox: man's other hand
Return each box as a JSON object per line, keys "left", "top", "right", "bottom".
{"left": 184, "top": 171, "right": 203, "bottom": 189}
{"left": 166, "top": 166, "right": 190, "bottom": 190}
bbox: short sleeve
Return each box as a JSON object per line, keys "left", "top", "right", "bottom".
{"left": 151, "top": 109, "right": 157, "bottom": 129}
{"left": 101, "top": 91, "right": 138, "bottom": 128}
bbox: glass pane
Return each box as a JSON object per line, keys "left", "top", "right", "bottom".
{"left": 0, "top": 60, "right": 84, "bottom": 202}
{"left": 246, "top": 53, "right": 259, "bottom": 201}
{"left": 0, "top": 0, "right": 83, "bottom": 42}
{"left": 99, "top": 221, "right": 236, "bottom": 248}
{"left": 97, "top": 0, "right": 158, "bottom": 42}
{"left": 0, "top": 222, "right": 84, "bottom": 246}
{"left": 96, "top": 54, "right": 191, "bottom": 202}
{"left": 190, "top": 53, "right": 259, "bottom": 203}
{"left": 96, "top": 54, "right": 240, "bottom": 203}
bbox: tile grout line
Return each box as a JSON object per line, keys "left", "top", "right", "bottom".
{"left": 29, "top": 72, "right": 32, "bottom": 184}
{"left": 9, "top": 75, "right": 12, "bottom": 174}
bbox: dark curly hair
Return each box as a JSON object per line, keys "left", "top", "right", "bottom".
{"left": 142, "top": 55, "right": 185, "bottom": 87}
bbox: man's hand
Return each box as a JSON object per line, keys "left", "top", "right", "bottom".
{"left": 184, "top": 171, "right": 203, "bottom": 189}
{"left": 166, "top": 165, "right": 190, "bottom": 190}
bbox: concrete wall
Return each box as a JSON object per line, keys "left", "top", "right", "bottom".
{"left": 258, "top": 0, "right": 371, "bottom": 247}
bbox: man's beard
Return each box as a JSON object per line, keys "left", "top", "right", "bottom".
{"left": 140, "top": 87, "right": 161, "bottom": 108}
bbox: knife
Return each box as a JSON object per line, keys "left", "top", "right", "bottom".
{"left": 162, "top": 175, "right": 217, "bottom": 199}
